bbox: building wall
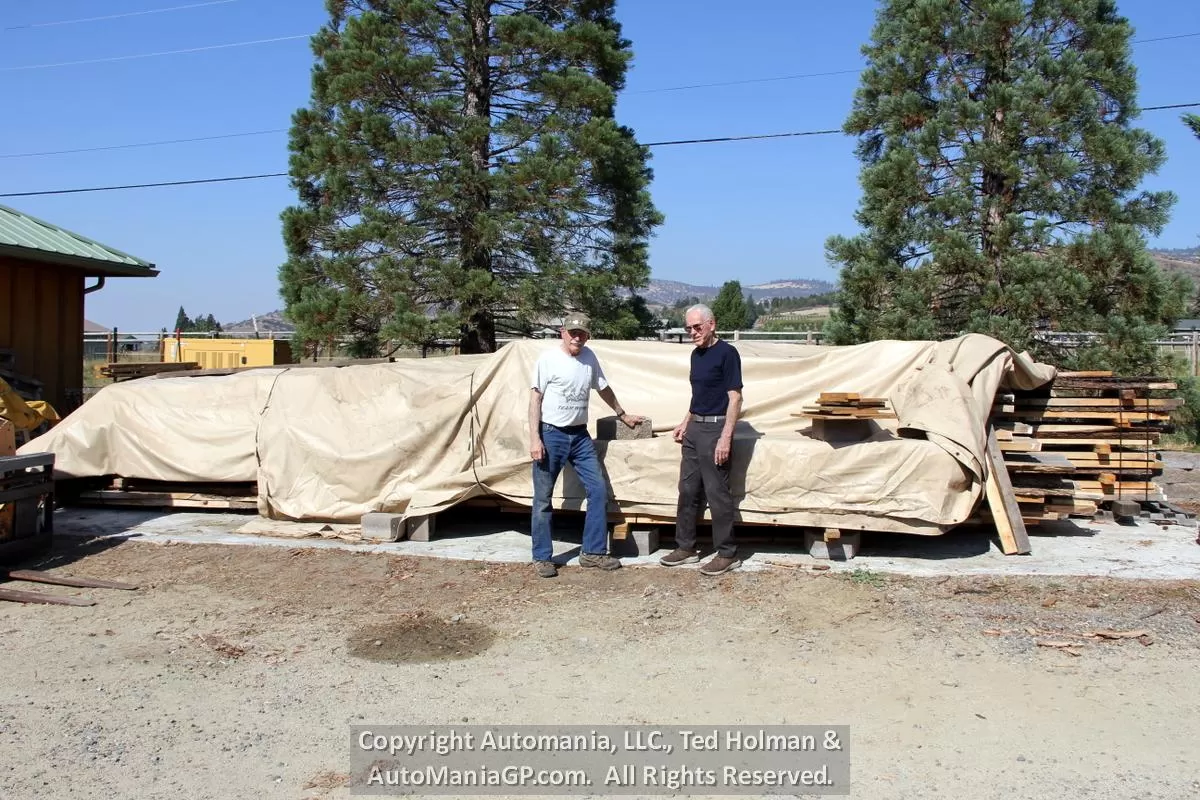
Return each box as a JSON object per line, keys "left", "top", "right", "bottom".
{"left": 0, "top": 255, "right": 84, "bottom": 415}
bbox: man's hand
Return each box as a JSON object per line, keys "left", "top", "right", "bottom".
{"left": 714, "top": 434, "right": 732, "bottom": 465}
{"left": 620, "top": 413, "right": 645, "bottom": 429}
{"left": 672, "top": 421, "right": 688, "bottom": 443}
{"left": 530, "top": 441, "right": 545, "bottom": 462}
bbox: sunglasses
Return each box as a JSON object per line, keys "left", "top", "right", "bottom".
{"left": 684, "top": 323, "right": 707, "bottom": 332}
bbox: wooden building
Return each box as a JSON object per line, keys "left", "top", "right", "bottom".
{"left": 0, "top": 204, "right": 158, "bottom": 414}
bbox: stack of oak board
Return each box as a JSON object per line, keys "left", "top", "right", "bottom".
{"left": 798, "top": 393, "right": 897, "bottom": 419}
{"left": 94, "top": 361, "right": 200, "bottom": 381}
{"left": 987, "top": 370, "right": 1181, "bottom": 526}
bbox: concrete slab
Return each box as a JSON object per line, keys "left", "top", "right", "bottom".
{"left": 48, "top": 507, "right": 1200, "bottom": 580}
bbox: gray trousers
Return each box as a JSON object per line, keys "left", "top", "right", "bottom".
{"left": 675, "top": 421, "right": 737, "bottom": 557}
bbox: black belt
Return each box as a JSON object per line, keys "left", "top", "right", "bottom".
{"left": 691, "top": 414, "right": 726, "bottom": 423}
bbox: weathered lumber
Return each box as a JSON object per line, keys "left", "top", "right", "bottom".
{"left": 984, "top": 428, "right": 1032, "bottom": 555}
{"left": 0, "top": 587, "right": 95, "bottom": 606}
{"left": 3, "top": 569, "right": 138, "bottom": 591}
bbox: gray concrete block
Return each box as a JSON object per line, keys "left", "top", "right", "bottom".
{"left": 611, "top": 526, "right": 659, "bottom": 556}
{"left": 361, "top": 512, "right": 406, "bottom": 542}
{"left": 406, "top": 514, "right": 436, "bottom": 542}
{"left": 596, "top": 416, "right": 654, "bottom": 441}
{"left": 1111, "top": 499, "right": 1141, "bottom": 520}
{"left": 804, "top": 530, "right": 861, "bottom": 560}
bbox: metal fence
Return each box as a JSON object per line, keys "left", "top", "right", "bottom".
{"left": 81, "top": 328, "right": 1200, "bottom": 375}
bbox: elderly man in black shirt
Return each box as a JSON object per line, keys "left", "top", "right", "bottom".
{"left": 661, "top": 303, "right": 744, "bottom": 575}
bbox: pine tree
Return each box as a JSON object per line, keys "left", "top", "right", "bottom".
{"left": 826, "top": 0, "right": 1189, "bottom": 371}
{"left": 173, "top": 306, "right": 191, "bottom": 333}
{"left": 280, "top": 0, "right": 661, "bottom": 355}
{"left": 710, "top": 281, "right": 748, "bottom": 332}
{"left": 1185, "top": 114, "right": 1200, "bottom": 139}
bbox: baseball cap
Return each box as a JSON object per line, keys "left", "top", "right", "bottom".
{"left": 563, "top": 312, "right": 591, "bottom": 334}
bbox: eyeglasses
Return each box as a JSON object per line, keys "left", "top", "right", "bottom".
{"left": 684, "top": 323, "right": 707, "bottom": 332}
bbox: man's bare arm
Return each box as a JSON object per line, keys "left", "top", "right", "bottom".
{"left": 529, "top": 388, "right": 545, "bottom": 461}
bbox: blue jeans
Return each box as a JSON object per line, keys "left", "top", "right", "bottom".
{"left": 531, "top": 422, "right": 610, "bottom": 562}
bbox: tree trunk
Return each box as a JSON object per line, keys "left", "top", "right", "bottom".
{"left": 458, "top": 0, "right": 495, "bottom": 354}
{"left": 980, "top": 25, "right": 1013, "bottom": 307}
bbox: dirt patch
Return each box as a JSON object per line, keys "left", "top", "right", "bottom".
{"left": 346, "top": 614, "right": 496, "bottom": 663}
{"left": 4, "top": 538, "right": 1200, "bottom": 799}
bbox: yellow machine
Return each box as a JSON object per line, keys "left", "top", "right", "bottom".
{"left": 0, "top": 378, "right": 59, "bottom": 433}
{"left": 163, "top": 338, "right": 294, "bottom": 370}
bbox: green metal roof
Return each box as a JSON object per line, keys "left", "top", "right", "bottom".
{"left": 0, "top": 203, "right": 158, "bottom": 277}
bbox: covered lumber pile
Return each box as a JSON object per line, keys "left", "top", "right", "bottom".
{"left": 987, "top": 370, "right": 1186, "bottom": 526}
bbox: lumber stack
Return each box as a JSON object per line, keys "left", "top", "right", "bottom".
{"left": 987, "top": 370, "right": 1181, "bottom": 525}
{"left": 94, "top": 361, "right": 200, "bottom": 381}
{"left": 797, "top": 393, "right": 897, "bottom": 419}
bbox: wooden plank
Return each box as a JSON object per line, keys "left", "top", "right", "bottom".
{"left": 74, "top": 490, "right": 258, "bottom": 510}
{"left": 998, "top": 440, "right": 1041, "bottom": 452}
{"left": 997, "top": 397, "right": 1181, "bottom": 410}
{"left": 0, "top": 587, "right": 95, "bottom": 606}
{"left": 3, "top": 569, "right": 138, "bottom": 591}
{"left": 985, "top": 428, "right": 1032, "bottom": 555}
{"left": 991, "top": 408, "right": 1171, "bottom": 421}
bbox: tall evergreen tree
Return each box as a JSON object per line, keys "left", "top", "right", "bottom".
{"left": 173, "top": 306, "right": 191, "bottom": 333}
{"left": 1185, "top": 114, "right": 1200, "bottom": 139}
{"left": 280, "top": 0, "right": 661, "bottom": 355}
{"left": 710, "top": 280, "right": 748, "bottom": 331}
{"left": 826, "top": 0, "right": 1189, "bottom": 371}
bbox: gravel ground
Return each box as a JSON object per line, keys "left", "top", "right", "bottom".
{"left": 2, "top": 533, "right": 1199, "bottom": 800}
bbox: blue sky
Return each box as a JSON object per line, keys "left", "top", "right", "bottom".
{"left": 2, "top": 0, "right": 1198, "bottom": 331}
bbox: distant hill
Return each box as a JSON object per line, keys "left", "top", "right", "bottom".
{"left": 634, "top": 277, "right": 836, "bottom": 306}
{"left": 220, "top": 309, "right": 295, "bottom": 334}
{"left": 1150, "top": 247, "right": 1200, "bottom": 287}
{"left": 222, "top": 276, "right": 839, "bottom": 331}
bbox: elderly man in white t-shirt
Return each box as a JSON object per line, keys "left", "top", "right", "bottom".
{"left": 528, "top": 313, "right": 643, "bottom": 578}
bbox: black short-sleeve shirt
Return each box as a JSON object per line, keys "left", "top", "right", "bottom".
{"left": 689, "top": 339, "right": 743, "bottom": 415}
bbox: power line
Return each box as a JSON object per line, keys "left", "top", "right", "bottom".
{"left": 0, "top": 34, "right": 310, "bottom": 72}
{"left": 5, "top": 100, "right": 1195, "bottom": 162}
{"left": 631, "top": 31, "right": 1200, "bottom": 94}
{"left": 0, "top": 173, "right": 289, "bottom": 198}
{"left": 3, "top": 101, "right": 1197, "bottom": 196}
{"left": 0, "top": 129, "right": 287, "bottom": 159}
{"left": 9, "top": 97, "right": 1198, "bottom": 199}
{"left": 2, "top": 1, "right": 240, "bottom": 32}
{"left": 630, "top": 69, "right": 862, "bottom": 94}
{"left": 645, "top": 130, "right": 841, "bottom": 146}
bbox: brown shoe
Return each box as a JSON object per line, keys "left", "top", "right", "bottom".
{"left": 579, "top": 553, "right": 621, "bottom": 571}
{"left": 535, "top": 561, "right": 558, "bottom": 578}
{"left": 659, "top": 549, "right": 699, "bottom": 567}
{"left": 699, "top": 555, "right": 741, "bottom": 576}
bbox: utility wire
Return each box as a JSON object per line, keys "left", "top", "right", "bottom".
{"left": 0, "top": 34, "right": 310, "bottom": 72}
{"left": 3, "top": 102, "right": 1197, "bottom": 196}
{"left": 630, "top": 69, "right": 862, "bottom": 94}
{"left": 4, "top": 101, "right": 1195, "bottom": 161}
{"left": 631, "top": 31, "right": 1200, "bottom": 94}
{"left": 0, "top": 129, "right": 288, "bottom": 159}
{"left": 2, "top": 1, "right": 240, "bottom": 32}
{"left": 0, "top": 173, "right": 289, "bottom": 198}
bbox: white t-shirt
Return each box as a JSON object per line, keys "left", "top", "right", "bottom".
{"left": 532, "top": 345, "right": 609, "bottom": 427}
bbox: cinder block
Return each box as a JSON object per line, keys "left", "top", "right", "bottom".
{"left": 406, "top": 514, "right": 436, "bottom": 542}
{"left": 596, "top": 416, "right": 654, "bottom": 441}
{"left": 361, "top": 512, "right": 406, "bottom": 542}
{"left": 1111, "top": 499, "right": 1141, "bottom": 520}
{"left": 804, "top": 530, "right": 861, "bottom": 560}
{"left": 611, "top": 526, "right": 659, "bottom": 556}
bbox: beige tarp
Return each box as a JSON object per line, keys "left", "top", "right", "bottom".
{"left": 20, "top": 334, "right": 1054, "bottom": 533}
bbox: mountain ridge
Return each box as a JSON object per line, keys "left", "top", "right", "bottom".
{"left": 222, "top": 248, "right": 1199, "bottom": 331}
